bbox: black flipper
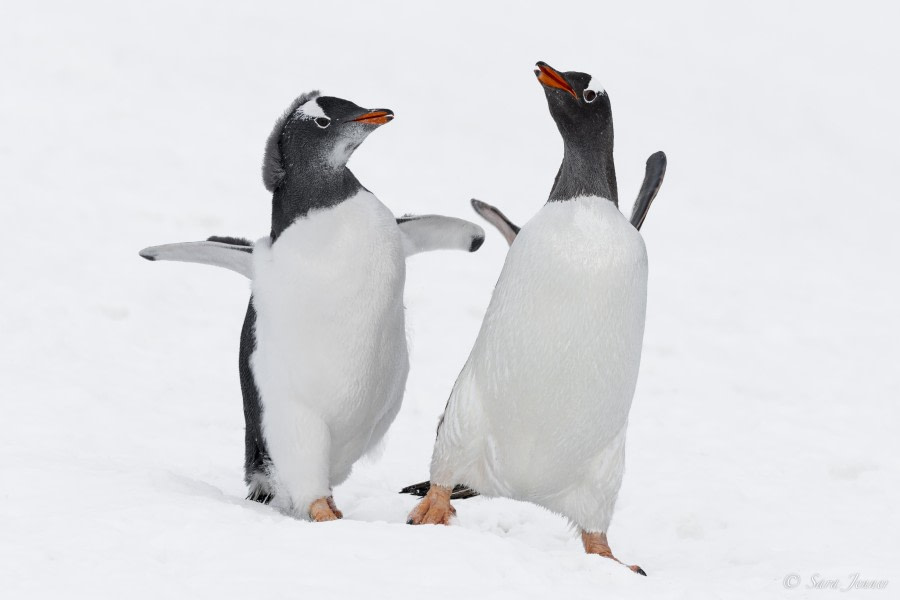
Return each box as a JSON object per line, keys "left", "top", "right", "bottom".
{"left": 470, "top": 199, "right": 520, "bottom": 246}
{"left": 399, "top": 481, "right": 479, "bottom": 500}
{"left": 629, "top": 151, "right": 667, "bottom": 231}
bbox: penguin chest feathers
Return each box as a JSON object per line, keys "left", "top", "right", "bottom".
{"left": 462, "top": 197, "right": 648, "bottom": 482}
{"left": 250, "top": 190, "right": 408, "bottom": 441}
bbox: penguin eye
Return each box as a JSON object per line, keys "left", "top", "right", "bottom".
{"left": 583, "top": 90, "right": 598, "bottom": 103}
{"left": 314, "top": 117, "right": 331, "bottom": 129}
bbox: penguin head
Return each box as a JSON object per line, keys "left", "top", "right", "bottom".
{"left": 262, "top": 91, "right": 394, "bottom": 192}
{"left": 534, "top": 62, "right": 618, "bottom": 203}
{"left": 534, "top": 61, "right": 611, "bottom": 144}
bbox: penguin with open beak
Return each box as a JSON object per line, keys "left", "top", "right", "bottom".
{"left": 404, "top": 63, "right": 662, "bottom": 575}
{"left": 140, "top": 92, "right": 484, "bottom": 521}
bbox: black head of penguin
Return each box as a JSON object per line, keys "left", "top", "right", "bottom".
{"left": 534, "top": 61, "right": 617, "bottom": 206}
{"left": 262, "top": 91, "right": 394, "bottom": 240}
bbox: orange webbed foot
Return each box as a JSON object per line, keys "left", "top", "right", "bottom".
{"left": 309, "top": 497, "right": 341, "bottom": 522}
{"left": 581, "top": 530, "right": 646, "bottom": 576}
{"left": 407, "top": 484, "right": 456, "bottom": 525}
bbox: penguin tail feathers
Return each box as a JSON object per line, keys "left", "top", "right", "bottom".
{"left": 399, "top": 481, "right": 479, "bottom": 500}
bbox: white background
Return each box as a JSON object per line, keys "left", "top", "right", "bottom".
{"left": 1, "top": 1, "right": 898, "bottom": 598}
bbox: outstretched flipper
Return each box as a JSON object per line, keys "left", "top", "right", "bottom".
{"left": 138, "top": 236, "right": 255, "bottom": 278}
{"left": 396, "top": 215, "right": 485, "bottom": 257}
{"left": 399, "top": 480, "right": 479, "bottom": 500}
{"left": 629, "top": 151, "right": 667, "bottom": 231}
{"left": 470, "top": 199, "right": 520, "bottom": 246}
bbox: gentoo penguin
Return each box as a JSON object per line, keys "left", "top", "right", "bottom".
{"left": 470, "top": 150, "right": 666, "bottom": 245}
{"left": 141, "top": 91, "right": 484, "bottom": 521}
{"left": 405, "top": 62, "right": 660, "bottom": 575}
{"left": 401, "top": 153, "right": 665, "bottom": 501}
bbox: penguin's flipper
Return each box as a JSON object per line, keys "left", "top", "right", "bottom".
{"left": 399, "top": 480, "right": 479, "bottom": 500}
{"left": 629, "top": 151, "right": 667, "bottom": 231}
{"left": 470, "top": 199, "right": 520, "bottom": 246}
{"left": 138, "top": 236, "right": 255, "bottom": 278}
{"left": 396, "top": 215, "right": 486, "bottom": 257}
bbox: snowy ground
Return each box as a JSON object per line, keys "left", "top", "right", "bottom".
{"left": 2, "top": 1, "right": 898, "bottom": 598}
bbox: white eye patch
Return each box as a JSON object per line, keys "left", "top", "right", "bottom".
{"left": 583, "top": 76, "right": 605, "bottom": 103}
{"left": 296, "top": 98, "right": 328, "bottom": 120}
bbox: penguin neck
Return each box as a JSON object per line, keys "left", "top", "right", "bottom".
{"left": 548, "top": 138, "right": 618, "bottom": 205}
{"left": 270, "top": 164, "right": 362, "bottom": 241}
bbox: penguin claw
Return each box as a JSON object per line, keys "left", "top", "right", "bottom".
{"left": 581, "top": 531, "right": 645, "bottom": 575}
{"left": 326, "top": 496, "right": 344, "bottom": 519}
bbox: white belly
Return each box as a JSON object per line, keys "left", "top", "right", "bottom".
{"left": 250, "top": 191, "right": 408, "bottom": 475}
{"left": 438, "top": 197, "right": 647, "bottom": 500}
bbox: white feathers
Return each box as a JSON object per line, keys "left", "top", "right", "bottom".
{"left": 262, "top": 90, "right": 321, "bottom": 192}
{"left": 398, "top": 215, "right": 485, "bottom": 256}
{"left": 249, "top": 190, "right": 409, "bottom": 518}
{"left": 139, "top": 241, "right": 253, "bottom": 278}
{"left": 296, "top": 98, "right": 327, "bottom": 120}
{"left": 138, "top": 213, "right": 486, "bottom": 284}
{"left": 429, "top": 197, "right": 648, "bottom": 532}
{"left": 585, "top": 76, "right": 606, "bottom": 96}
{"left": 327, "top": 138, "right": 358, "bottom": 169}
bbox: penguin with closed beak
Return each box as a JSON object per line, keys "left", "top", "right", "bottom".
{"left": 141, "top": 91, "right": 484, "bottom": 521}
{"left": 400, "top": 150, "right": 665, "bottom": 501}
{"left": 405, "top": 63, "right": 661, "bottom": 575}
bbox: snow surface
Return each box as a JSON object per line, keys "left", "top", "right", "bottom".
{"left": 1, "top": 1, "right": 898, "bottom": 598}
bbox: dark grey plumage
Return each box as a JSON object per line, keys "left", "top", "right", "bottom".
{"left": 240, "top": 300, "right": 271, "bottom": 502}
{"left": 261, "top": 90, "right": 321, "bottom": 193}
{"left": 207, "top": 235, "right": 254, "bottom": 248}
{"left": 629, "top": 151, "right": 667, "bottom": 230}
{"left": 535, "top": 62, "right": 618, "bottom": 205}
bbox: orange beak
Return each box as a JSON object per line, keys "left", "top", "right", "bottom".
{"left": 352, "top": 110, "right": 394, "bottom": 125}
{"left": 535, "top": 62, "right": 576, "bottom": 99}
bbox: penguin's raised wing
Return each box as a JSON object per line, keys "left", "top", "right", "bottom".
{"left": 470, "top": 199, "right": 520, "bottom": 246}
{"left": 396, "top": 215, "right": 485, "bottom": 257}
{"left": 629, "top": 151, "right": 667, "bottom": 231}
{"left": 138, "top": 236, "right": 255, "bottom": 278}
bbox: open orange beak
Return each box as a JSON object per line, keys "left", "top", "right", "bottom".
{"left": 535, "top": 62, "right": 576, "bottom": 99}
{"left": 352, "top": 110, "right": 394, "bottom": 125}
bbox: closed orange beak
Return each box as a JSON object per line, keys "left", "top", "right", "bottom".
{"left": 535, "top": 62, "right": 576, "bottom": 99}
{"left": 352, "top": 110, "right": 394, "bottom": 125}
